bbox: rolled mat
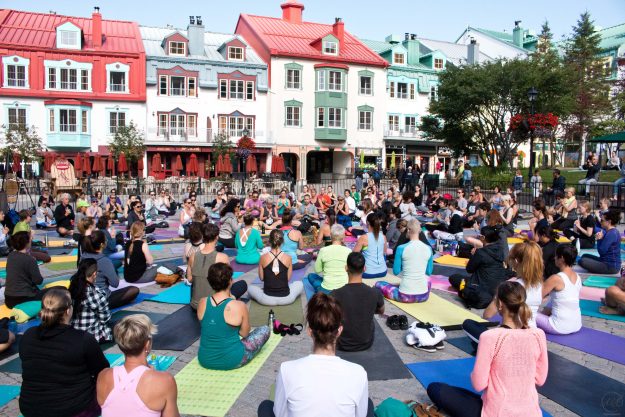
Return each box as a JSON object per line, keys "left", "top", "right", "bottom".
{"left": 406, "top": 358, "right": 552, "bottom": 417}
{"left": 583, "top": 275, "right": 618, "bottom": 288}
{"left": 573, "top": 265, "right": 619, "bottom": 276}
{"left": 0, "top": 385, "right": 20, "bottom": 408}
{"left": 151, "top": 305, "right": 201, "bottom": 351}
{"left": 580, "top": 285, "right": 604, "bottom": 302}
{"left": 434, "top": 255, "right": 468, "bottom": 268}
{"left": 546, "top": 326, "right": 625, "bottom": 365}
{"left": 579, "top": 299, "right": 625, "bottom": 323}
{"left": 8, "top": 301, "right": 41, "bottom": 324}
{"left": 337, "top": 321, "right": 413, "bottom": 381}
{"left": 248, "top": 297, "right": 304, "bottom": 328}
{"left": 175, "top": 334, "right": 282, "bottom": 417}
{"left": 507, "top": 237, "right": 525, "bottom": 244}
{"left": 42, "top": 280, "right": 70, "bottom": 289}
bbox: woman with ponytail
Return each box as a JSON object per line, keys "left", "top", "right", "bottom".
{"left": 82, "top": 230, "right": 139, "bottom": 310}
{"left": 20, "top": 288, "right": 109, "bottom": 417}
{"left": 427, "top": 281, "right": 548, "bottom": 417}
{"left": 354, "top": 212, "right": 388, "bottom": 278}
{"left": 258, "top": 293, "right": 371, "bottom": 417}
{"left": 69, "top": 258, "right": 113, "bottom": 343}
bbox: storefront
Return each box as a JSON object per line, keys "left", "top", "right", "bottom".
{"left": 356, "top": 148, "right": 382, "bottom": 171}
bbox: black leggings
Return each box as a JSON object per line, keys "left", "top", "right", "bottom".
{"left": 108, "top": 287, "right": 140, "bottom": 310}
{"left": 562, "top": 229, "right": 595, "bottom": 249}
{"left": 578, "top": 254, "right": 620, "bottom": 275}
{"left": 257, "top": 398, "right": 375, "bottom": 417}
{"left": 449, "top": 274, "right": 469, "bottom": 291}
{"left": 551, "top": 217, "right": 574, "bottom": 232}
{"left": 218, "top": 237, "right": 236, "bottom": 248}
{"left": 427, "top": 382, "right": 482, "bottom": 417}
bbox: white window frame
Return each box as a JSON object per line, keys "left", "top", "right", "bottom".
{"left": 317, "top": 108, "right": 325, "bottom": 128}
{"left": 169, "top": 41, "right": 186, "bottom": 56}
{"left": 285, "top": 106, "right": 301, "bottom": 127}
{"left": 48, "top": 109, "right": 55, "bottom": 133}
{"left": 328, "top": 108, "right": 343, "bottom": 128}
{"left": 323, "top": 40, "right": 338, "bottom": 55}
{"left": 159, "top": 75, "right": 168, "bottom": 95}
{"left": 229, "top": 80, "right": 245, "bottom": 100}
{"left": 169, "top": 76, "right": 187, "bottom": 96}
{"left": 317, "top": 71, "right": 327, "bottom": 91}
{"left": 44, "top": 60, "right": 92, "bottom": 91}
{"left": 56, "top": 22, "right": 81, "bottom": 50}
{"left": 359, "top": 76, "right": 372, "bottom": 95}
{"left": 389, "top": 81, "right": 395, "bottom": 98}
{"left": 158, "top": 114, "right": 168, "bottom": 136}
{"left": 2, "top": 56, "right": 30, "bottom": 89}
{"left": 108, "top": 110, "right": 127, "bottom": 135}
{"left": 219, "top": 79, "right": 228, "bottom": 99}
{"left": 187, "top": 114, "right": 197, "bottom": 136}
{"left": 59, "top": 108, "right": 78, "bottom": 133}
{"left": 188, "top": 77, "right": 197, "bottom": 97}
{"left": 246, "top": 81, "right": 254, "bottom": 100}
{"left": 6, "top": 107, "right": 27, "bottom": 130}
{"left": 228, "top": 46, "right": 244, "bottom": 61}
{"left": 430, "top": 86, "right": 438, "bottom": 101}
{"left": 328, "top": 71, "right": 342, "bottom": 92}
{"left": 358, "top": 111, "right": 372, "bottom": 131}
{"left": 106, "top": 62, "right": 130, "bottom": 93}
{"left": 286, "top": 69, "right": 301, "bottom": 89}
{"left": 388, "top": 115, "right": 400, "bottom": 131}
{"left": 405, "top": 116, "right": 417, "bottom": 133}
{"left": 410, "top": 83, "right": 415, "bottom": 100}
{"left": 393, "top": 53, "right": 405, "bottom": 65}
{"left": 397, "top": 82, "right": 408, "bottom": 99}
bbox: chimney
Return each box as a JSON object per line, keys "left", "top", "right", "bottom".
{"left": 333, "top": 18, "right": 344, "bottom": 48}
{"left": 92, "top": 6, "right": 102, "bottom": 48}
{"left": 468, "top": 38, "right": 479, "bottom": 65}
{"left": 403, "top": 33, "right": 420, "bottom": 65}
{"left": 187, "top": 15, "right": 205, "bottom": 56}
{"left": 281, "top": 1, "right": 304, "bottom": 24}
{"left": 513, "top": 20, "right": 523, "bottom": 47}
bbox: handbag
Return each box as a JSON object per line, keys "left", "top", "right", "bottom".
{"left": 155, "top": 272, "right": 180, "bottom": 288}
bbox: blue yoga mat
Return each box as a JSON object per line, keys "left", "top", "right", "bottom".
{"left": 406, "top": 358, "right": 552, "bottom": 417}
{"left": 580, "top": 299, "right": 625, "bottom": 323}
{"left": 110, "top": 292, "right": 154, "bottom": 313}
{"left": 0, "top": 385, "right": 20, "bottom": 408}
{"left": 104, "top": 353, "right": 176, "bottom": 371}
{"left": 149, "top": 273, "right": 244, "bottom": 304}
{"left": 148, "top": 244, "right": 165, "bottom": 251}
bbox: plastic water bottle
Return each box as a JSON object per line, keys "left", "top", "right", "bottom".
{"left": 451, "top": 242, "right": 458, "bottom": 257}
{"left": 268, "top": 309, "right": 275, "bottom": 328}
{"left": 147, "top": 353, "right": 158, "bottom": 370}
{"left": 575, "top": 237, "right": 580, "bottom": 254}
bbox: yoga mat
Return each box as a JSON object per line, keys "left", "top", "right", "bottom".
{"left": 429, "top": 275, "right": 456, "bottom": 294}
{"left": 231, "top": 261, "right": 258, "bottom": 273}
{"left": 547, "top": 326, "right": 625, "bottom": 365}
{"left": 148, "top": 272, "right": 244, "bottom": 305}
{"left": 507, "top": 237, "right": 525, "bottom": 244}
{"left": 109, "top": 292, "right": 155, "bottom": 313}
{"left": 434, "top": 254, "right": 468, "bottom": 268}
{"left": 46, "top": 248, "right": 75, "bottom": 256}
{"left": 175, "top": 334, "right": 281, "bottom": 417}
{"left": 223, "top": 248, "right": 237, "bottom": 257}
{"left": 112, "top": 279, "right": 155, "bottom": 290}
{"left": 337, "top": 321, "right": 413, "bottom": 381}
{"left": 573, "top": 265, "right": 619, "bottom": 276}
{"left": 432, "top": 264, "right": 466, "bottom": 277}
{"left": 0, "top": 385, "right": 20, "bottom": 408}
{"left": 44, "top": 262, "right": 77, "bottom": 272}
{"left": 406, "top": 358, "right": 553, "bottom": 417}
{"left": 105, "top": 353, "right": 125, "bottom": 366}
{"left": 580, "top": 299, "right": 625, "bottom": 323}
{"left": 110, "top": 310, "right": 168, "bottom": 326}
{"left": 151, "top": 305, "right": 201, "bottom": 351}
{"left": 583, "top": 275, "right": 618, "bottom": 288}
{"left": 248, "top": 297, "right": 304, "bottom": 327}
{"left": 580, "top": 285, "right": 604, "bottom": 302}
{"left": 105, "top": 353, "right": 177, "bottom": 371}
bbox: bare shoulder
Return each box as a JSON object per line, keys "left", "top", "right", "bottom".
{"left": 143, "top": 369, "right": 176, "bottom": 387}
{"left": 97, "top": 367, "right": 113, "bottom": 384}
{"left": 216, "top": 252, "right": 230, "bottom": 264}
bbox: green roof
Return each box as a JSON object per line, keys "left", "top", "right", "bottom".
{"left": 597, "top": 23, "right": 625, "bottom": 51}
{"left": 589, "top": 131, "right": 625, "bottom": 143}
{"left": 360, "top": 39, "right": 393, "bottom": 54}
{"left": 474, "top": 27, "right": 538, "bottom": 49}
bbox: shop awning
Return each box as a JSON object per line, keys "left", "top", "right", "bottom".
{"left": 588, "top": 131, "right": 625, "bottom": 143}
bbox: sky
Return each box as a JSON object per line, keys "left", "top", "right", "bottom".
{"left": 3, "top": 0, "right": 625, "bottom": 42}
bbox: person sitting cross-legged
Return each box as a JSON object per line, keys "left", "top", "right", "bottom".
{"left": 354, "top": 213, "right": 388, "bottom": 279}
{"left": 197, "top": 263, "right": 270, "bottom": 370}
{"left": 248, "top": 230, "right": 304, "bottom": 306}
{"left": 235, "top": 214, "right": 264, "bottom": 265}
{"left": 600, "top": 276, "right": 625, "bottom": 316}
{"left": 279, "top": 210, "right": 311, "bottom": 270}
{"left": 307, "top": 224, "right": 352, "bottom": 294}
{"left": 331, "top": 252, "right": 384, "bottom": 352}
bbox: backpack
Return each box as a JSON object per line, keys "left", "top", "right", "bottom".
{"left": 405, "top": 321, "right": 446, "bottom": 348}
{"left": 6, "top": 209, "right": 19, "bottom": 233}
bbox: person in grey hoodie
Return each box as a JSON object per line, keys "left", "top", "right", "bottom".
{"left": 81, "top": 230, "right": 139, "bottom": 310}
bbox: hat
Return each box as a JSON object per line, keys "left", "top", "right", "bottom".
{"left": 77, "top": 200, "right": 89, "bottom": 208}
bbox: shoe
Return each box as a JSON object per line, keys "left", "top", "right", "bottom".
{"left": 386, "top": 315, "right": 400, "bottom": 330}
{"left": 434, "top": 341, "right": 445, "bottom": 350}
{"left": 412, "top": 344, "right": 437, "bottom": 353}
{"left": 398, "top": 315, "right": 409, "bottom": 330}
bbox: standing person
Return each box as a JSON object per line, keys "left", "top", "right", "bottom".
{"left": 218, "top": 199, "right": 241, "bottom": 249}
{"left": 19, "top": 288, "right": 109, "bottom": 417}
{"left": 578, "top": 154, "right": 600, "bottom": 196}
{"left": 578, "top": 210, "right": 621, "bottom": 274}
{"left": 98, "top": 315, "right": 180, "bottom": 417}
{"left": 54, "top": 193, "right": 75, "bottom": 237}
{"left": 258, "top": 293, "right": 371, "bottom": 417}
{"left": 235, "top": 215, "right": 264, "bottom": 265}
{"left": 355, "top": 171, "right": 363, "bottom": 193}
{"left": 544, "top": 169, "right": 566, "bottom": 205}
{"left": 455, "top": 160, "right": 465, "bottom": 186}
{"left": 354, "top": 213, "right": 388, "bottom": 279}
{"left": 397, "top": 166, "right": 406, "bottom": 192}
{"left": 530, "top": 169, "right": 543, "bottom": 199}
{"left": 462, "top": 163, "right": 472, "bottom": 191}
{"left": 612, "top": 159, "right": 625, "bottom": 201}
{"left": 197, "top": 263, "right": 270, "bottom": 370}
{"left": 404, "top": 166, "right": 414, "bottom": 192}
{"left": 124, "top": 223, "right": 158, "bottom": 284}
{"left": 426, "top": 281, "right": 548, "bottom": 417}
{"left": 332, "top": 252, "right": 385, "bottom": 352}
{"left": 512, "top": 169, "right": 523, "bottom": 200}
{"left": 307, "top": 225, "right": 352, "bottom": 293}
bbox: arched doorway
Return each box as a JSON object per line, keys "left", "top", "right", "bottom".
{"left": 281, "top": 153, "right": 298, "bottom": 180}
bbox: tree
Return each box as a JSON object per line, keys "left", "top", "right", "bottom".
{"left": 1, "top": 124, "right": 44, "bottom": 163}
{"left": 108, "top": 121, "right": 146, "bottom": 162}
{"left": 211, "top": 131, "right": 233, "bottom": 159}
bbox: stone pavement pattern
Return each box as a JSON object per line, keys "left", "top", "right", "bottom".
{"left": 0, "top": 219, "right": 623, "bottom": 417}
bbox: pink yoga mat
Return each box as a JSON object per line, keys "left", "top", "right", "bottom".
{"left": 428, "top": 275, "right": 456, "bottom": 294}
{"left": 580, "top": 286, "right": 604, "bottom": 302}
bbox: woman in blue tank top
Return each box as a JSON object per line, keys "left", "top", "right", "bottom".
{"left": 279, "top": 211, "right": 311, "bottom": 270}
{"left": 354, "top": 212, "right": 388, "bottom": 278}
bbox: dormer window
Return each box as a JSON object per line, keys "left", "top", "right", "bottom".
{"left": 393, "top": 53, "right": 405, "bottom": 65}
{"left": 434, "top": 58, "right": 444, "bottom": 70}
{"left": 228, "top": 46, "right": 244, "bottom": 61}
{"left": 169, "top": 41, "right": 186, "bottom": 56}
{"left": 323, "top": 40, "right": 338, "bottom": 55}
{"left": 56, "top": 22, "right": 82, "bottom": 50}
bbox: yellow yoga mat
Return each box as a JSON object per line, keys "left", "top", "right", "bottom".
{"left": 434, "top": 255, "right": 468, "bottom": 267}
{"left": 0, "top": 254, "right": 75, "bottom": 268}
{"left": 46, "top": 240, "right": 66, "bottom": 247}
{"left": 175, "top": 334, "right": 282, "bottom": 417}
{"left": 0, "top": 305, "right": 13, "bottom": 320}
{"left": 556, "top": 236, "right": 571, "bottom": 243}
{"left": 388, "top": 293, "right": 487, "bottom": 329}
{"left": 507, "top": 237, "right": 525, "bottom": 244}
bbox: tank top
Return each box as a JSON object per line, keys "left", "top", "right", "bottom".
{"left": 364, "top": 232, "right": 386, "bottom": 274}
{"left": 513, "top": 278, "right": 542, "bottom": 328}
{"left": 190, "top": 250, "right": 218, "bottom": 309}
{"left": 124, "top": 240, "right": 147, "bottom": 283}
{"left": 198, "top": 298, "right": 244, "bottom": 370}
{"left": 280, "top": 229, "right": 299, "bottom": 264}
{"left": 101, "top": 365, "right": 160, "bottom": 417}
{"left": 549, "top": 271, "right": 582, "bottom": 334}
{"left": 262, "top": 252, "right": 290, "bottom": 297}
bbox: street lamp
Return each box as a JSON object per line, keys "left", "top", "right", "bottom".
{"left": 527, "top": 87, "right": 538, "bottom": 182}
{"left": 238, "top": 129, "right": 251, "bottom": 193}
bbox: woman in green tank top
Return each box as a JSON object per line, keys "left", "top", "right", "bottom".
{"left": 196, "top": 263, "right": 270, "bottom": 370}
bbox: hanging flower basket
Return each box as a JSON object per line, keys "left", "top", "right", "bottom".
{"left": 509, "top": 113, "right": 559, "bottom": 138}
{"left": 236, "top": 136, "right": 256, "bottom": 159}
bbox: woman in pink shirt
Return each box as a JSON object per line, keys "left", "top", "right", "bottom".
{"left": 426, "top": 281, "right": 548, "bottom": 417}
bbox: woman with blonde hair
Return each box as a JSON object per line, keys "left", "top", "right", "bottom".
{"left": 98, "top": 315, "right": 179, "bottom": 417}
{"left": 465, "top": 209, "right": 509, "bottom": 260}
{"left": 124, "top": 222, "right": 157, "bottom": 283}
{"left": 552, "top": 187, "right": 577, "bottom": 231}
{"left": 563, "top": 200, "right": 596, "bottom": 249}
{"left": 499, "top": 195, "right": 517, "bottom": 236}
{"left": 20, "top": 288, "right": 109, "bottom": 417}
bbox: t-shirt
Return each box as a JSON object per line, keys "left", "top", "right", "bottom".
{"left": 331, "top": 283, "right": 384, "bottom": 352}
{"left": 298, "top": 203, "right": 318, "bottom": 217}
{"left": 314, "top": 245, "right": 352, "bottom": 291}
{"left": 578, "top": 215, "right": 596, "bottom": 247}
{"left": 13, "top": 221, "right": 31, "bottom": 235}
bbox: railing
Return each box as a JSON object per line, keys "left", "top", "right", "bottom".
{"left": 145, "top": 128, "right": 268, "bottom": 144}
{"left": 384, "top": 125, "right": 422, "bottom": 138}
{"left": 59, "top": 124, "right": 77, "bottom": 132}
{"left": 7, "top": 78, "right": 26, "bottom": 87}
{"left": 109, "top": 83, "right": 126, "bottom": 92}
{"left": 170, "top": 87, "right": 186, "bottom": 96}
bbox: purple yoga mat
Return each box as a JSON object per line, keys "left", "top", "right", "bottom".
{"left": 547, "top": 327, "right": 625, "bottom": 366}
{"left": 231, "top": 261, "right": 258, "bottom": 273}
{"left": 251, "top": 263, "right": 310, "bottom": 285}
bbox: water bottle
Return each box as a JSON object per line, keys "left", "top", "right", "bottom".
{"left": 147, "top": 353, "right": 158, "bottom": 370}
{"left": 575, "top": 237, "right": 580, "bottom": 254}
{"left": 268, "top": 309, "right": 275, "bottom": 328}
{"left": 451, "top": 242, "right": 457, "bottom": 257}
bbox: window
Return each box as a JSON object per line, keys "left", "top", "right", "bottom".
{"left": 317, "top": 71, "right": 327, "bottom": 91}
{"left": 159, "top": 75, "right": 168, "bottom": 95}
{"left": 109, "top": 71, "right": 126, "bottom": 92}
{"left": 217, "top": 115, "right": 254, "bottom": 136}
{"left": 60, "top": 68, "right": 77, "bottom": 90}
{"left": 59, "top": 30, "right": 78, "bottom": 47}
{"left": 229, "top": 80, "right": 244, "bottom": 99}
{"left": 158, "top": 114, "right": 168, "bottom": 136}
{"left": 228, "top": 46, "right": 244, "bottom": 61}
{"left": 170, "top": 76, "right": 186, "bottom": 96}
{"left": 219, "top": 116, "right": 227, "bottom": 134}
{"left": 169, "top": 41, "right": 186, "bottom": 56}
{"left": 286, "top": 69, "right": 301, "bottom": 89}
{"left": 81, "top": 69, "right": 89, "bottom": 90}
{"left": 394, "top": 53, "right": 405, "bottom": 64}
{"left": 434, "top": 58, "right": 444, "bottom": 70}
{"left": 109, "top": 112, "right": 126, "bottom": 134}
{"left": 430, "top": 86, "right": 438, "bottom": 101}
{"left": 397, "top": 82, "right": 408, "bottom": 99}
{"left": 228, "top": 117, "right": 244, "bottom": 136}
{"left": 246, "top": 81, "right": 254, "bottom": 100}
{"left": 49, "top": 109, "right": 55, "bottom": 132}
{"left": 6, "top": 65, "right": 26, "bottom": 87}
{"left": 187, "top": 114, "right": 197, "bottom": 136}
{"left": 44, "top": 60, "right": 91, "bottom": 91}
{"left": 328, "top": 108, "right": 343, "bottom": 128}
{"left": 359, "top": 111, "right": 372, "bottom": 131}
{"left": 410, "top": 84, "right": 415, "bottom": 100}
{"left": 285, "top": 106, "right": 301, "bottom": 127}
{"left": 169, "top": 114, "right": 185, "bottom": 136}
{"left": 188, "top": 78, "right": 197, "bottom": 97}
{"left": 81, "top": 110, "right": 88, "bottom": 133}
{"left": 317, "top": 108, "right": 325, "bottom": 127}
{"left": 245, "top": 117, "right": 254, "bottom": 135}
{"left": 60, "top": 109, "right": 77, "bottom": 132}
{"left": 405, "top": 116, "right": 417, "bottom": 133}
{"left": 389, "top": 81, "right": 395, "bottom": 98}
{"left": 388, "top": 115, "right": 399, "bottom": 131}
{"left": 219, "top": 80, "right": 227, "bottom": 99}
{"left": 48, "top": 68, "right": 57, "bottom": 89}
{"left": 328, "top": 71, "right": 342, "bottom": 91}
{"left": 360, "top": 76, "right": 372, "bottom": 95}
{"left": 8, "top": 108, "right": 26, "bottom": 129}
{"left": 323, "top": 40, "right": 338, "bottom": 55}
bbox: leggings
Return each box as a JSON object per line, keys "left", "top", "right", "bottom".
{"left": 257, "top": 399, "right": 375, "bottom": 417}
{"left": 126, "top": 266, "right": 159, "bottom": 284}
{"left": 239, "top": 326, "right": 271, "bottom": 367}
{"left": 375, "top": 281, "right": 431, "bottom": 303}
{"left": 362, "top": 270, "right": 387, "bottom": 279}
{"left": 247, "top": 282, "right": 304, "bottom": 306}
{"left": 108, "top": 287, "right": 140, "bottom": 310}
{"left": 562, "top": 230, "right": 594, "bottom": 249}
{"left": 535, "top": 313, "right": 575, "bottom": 335}
{"left": 306, "top": 273, "right": 331, "bottom": 294}
{"left": 462, "top": 319, "right": 488, "bottom": 344}
{"left": 218, "top": 236, "right": 236, "bottom": 249}
{"left": 351, "top": 229, "right": 366, "bottom": 237}
{"left": 578, "top": 254, "right": 620, "bottom": 275}
{"left": 427, "top": 382, "right": 482, "bottom": 417}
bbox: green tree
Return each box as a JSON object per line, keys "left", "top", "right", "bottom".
{"left": 1, "top": 124, "right": 44, "bottom": 163}
{"left": 211, "top": 131, "right": 233, "bottom": 159}
{"left": 108, "top": 121, "right": 146, "bottom": 162}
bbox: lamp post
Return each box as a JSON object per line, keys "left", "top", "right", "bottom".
{"left": 237, "top": 129, "right": 251, "bottom": 194}
{"left": 527, "top": 87, "right": 538, "bottom": 183}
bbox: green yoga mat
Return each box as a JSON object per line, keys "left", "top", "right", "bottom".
{"left": 148, "top": 272, "right": 244, "bottom": 305}
{"left": 248, "top": 297, "right": 304, "bottom": 327}
{"left": 45, "top": 262, "right": 77, "bottom": 271}
{"left": 175, "top": 334, "right": 282, "bottom": 417}
{"left": 583, "top": 276, "right": 618, "bottom": 288}
{"left": 580, "top": 299, "right": 625, "bottom": 323}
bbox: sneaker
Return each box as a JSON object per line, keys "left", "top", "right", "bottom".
{"left": 386, "top": 315, "right": 400, "bottom": 330}
{"left": 412, "top": 344, "right": 437, "bottom": 353}
{"left": 398, "top": 315, "right": 409, "bottom": 330}
{"left": 434, "top": 341, "right": 445, "bottom": 350}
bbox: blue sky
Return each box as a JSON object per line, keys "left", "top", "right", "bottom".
{"left": 4, "top": 0, "right": 625, "bottom": 41}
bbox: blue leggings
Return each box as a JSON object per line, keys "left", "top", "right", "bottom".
{"left": 306, "top": 273, "right": 331, "bottom": 294}
{"left": 362, "top": 270, "right": 387, "bottom": 279}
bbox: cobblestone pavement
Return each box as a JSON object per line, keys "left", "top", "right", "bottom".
{"left": 0, "top": 220, "right": 623, "bottom": 417}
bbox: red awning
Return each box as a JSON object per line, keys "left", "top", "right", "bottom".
{"left": 74, "top": 153, "right": 82, "bottom": 177}
{"left": 188, "top": 153, "right": 199, "bottom": 176}
{"left": 107, "top": 155, "right": 115, "bottom": 176}
{"left": 117, "top": 152, "right": 128, "bottom": 173}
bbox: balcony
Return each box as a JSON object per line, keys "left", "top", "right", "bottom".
{"left": 109, "top": 83, "right": 127, "bottom": 92}
{"left": 383, "top": 125, "right": 424, "bottom": 140}
{"left": 145, "top": 128, "right": 268, "bottom": 145}
{"left": 47, "top": 132, "right": 90, "bottom": 149}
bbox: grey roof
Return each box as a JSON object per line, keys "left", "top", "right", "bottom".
{"left": 139, "top": 25, "right": 266, "bottom": 66}
{"left": 418, "top": 37, "right": 493, "bottom": 65}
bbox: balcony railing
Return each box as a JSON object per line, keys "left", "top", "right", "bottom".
{"left": 383, "top": 125, "right": 422, "bottom": 139}
{"left": 60, "top": 124, "right": 77, "bottom": 133}
{"left": 146, "top": 128, "right": 267, "bottom": 144}
{"left": 170, "top": 87, "right": 186, "bottom": 96}
{"left": 109, "top": 83, "right": 126, "bottom": 92}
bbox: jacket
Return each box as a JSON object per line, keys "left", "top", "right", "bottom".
{"left": 465, "top": 243, "right": 511, "bottom": 296}
{"left": 551, "top": 176, "right": 566, "bottom": 192}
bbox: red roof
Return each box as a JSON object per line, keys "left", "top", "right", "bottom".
{"left": 0, "top": 9, "right": 144, "bottom": 55}
{"left": 237, "top": 14, "right": 388, "bottom": 67}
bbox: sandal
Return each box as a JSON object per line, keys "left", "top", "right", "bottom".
{"left": 289, "top": 323, "right": 303, "bottom": 336}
